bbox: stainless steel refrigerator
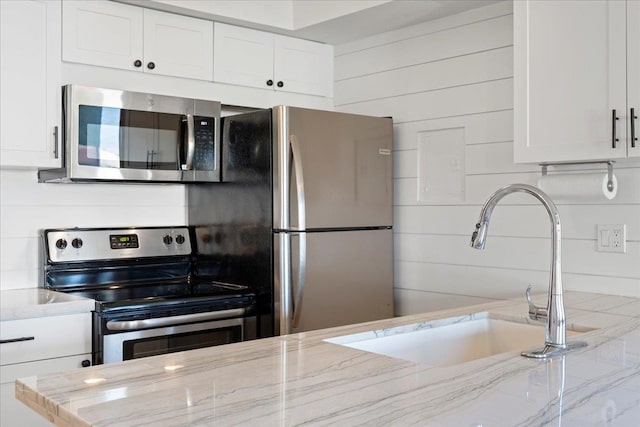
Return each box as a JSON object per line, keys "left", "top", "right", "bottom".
{"left": 187, "top": 106, "right": 393, "bottom": 336}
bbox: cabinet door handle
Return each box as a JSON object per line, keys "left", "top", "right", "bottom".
{"left": 147, "top": 62, "right": 156, "bottom": 70}
{"left": 277, "top": 81, "right": 284, "bottom": 88}
{"left": 134, "top": 59, "right": 142, "bottom": 68}
{"left": 0, "top": 336, "right": 35, "bottom": 344}
{"left": 632, "top": 107, "right": 637, "bottom": 148}
{"left": 53, "top": 126, "right": 59, "bottom": 159}
{"left": 266, "top": 79, "right": 273, "bottom": 87}
{"left": 612, "top": 109, "right": 619, "bottom": 148}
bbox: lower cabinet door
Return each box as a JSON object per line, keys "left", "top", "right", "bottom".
{"left": 1, "top": 354, "right": 91, "bottom": 426}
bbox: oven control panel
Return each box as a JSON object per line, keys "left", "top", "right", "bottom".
{"left": 45, "top": 227, "right": 191, "bottom": 263}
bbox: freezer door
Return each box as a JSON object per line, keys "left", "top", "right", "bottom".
{"left": 273, "top": 106, "right": 393, "bottom": 230}
{"left": 275, "top": 228, "right": 393, "bottom": 334}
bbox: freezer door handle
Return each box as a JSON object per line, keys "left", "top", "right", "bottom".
{"left": 292, "top": 232, "right": 307, "bottom": 328}
{"left": 290, "top": 135, "right": 307, "bottom": 328}
{"left": 289, "top": 135, "right": 306, "bottom": 231}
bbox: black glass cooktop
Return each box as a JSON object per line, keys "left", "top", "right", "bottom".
{"left": 62, "top": 280, "right": 255, "bottom": 312}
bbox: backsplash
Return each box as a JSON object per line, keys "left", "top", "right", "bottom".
{"left": 0, "top": 169, "right": 185, "bottom": 289}
{"left": 334, "top": 1, "right": 640, "bottom": 314}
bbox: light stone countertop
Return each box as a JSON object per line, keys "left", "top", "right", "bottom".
{"left": 15, "top": 291, "right": 640, "bottom": 426}
{"left": 1, "top": 288, "right": 95, "bottom": 321}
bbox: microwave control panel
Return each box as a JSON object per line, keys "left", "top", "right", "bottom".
{"left": 193, "top": 117, "right": 216, "bottom": 171}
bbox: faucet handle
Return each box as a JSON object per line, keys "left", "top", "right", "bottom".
{"left": 526, "top": 285, "right": 547, "bottom": 321}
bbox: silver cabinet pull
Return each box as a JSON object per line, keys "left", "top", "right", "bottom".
{"left": 0, "top": 336, "right": 35, "bottom": 344}
{"left": 53, "top": 126, "right": 59, "bottom": 159}
{"left": 289, "top": 135, "right": 307, "bottom": 329}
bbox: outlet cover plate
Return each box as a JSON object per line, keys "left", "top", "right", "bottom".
{"left": 597, "top": 224, "right": 627, "bottom": 253}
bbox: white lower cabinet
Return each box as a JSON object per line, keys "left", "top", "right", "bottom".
{"left": 1, "top": 355, "right": 91, "bottom": 426}
{"left": 0, "top": 313, "right": 92, "bottom": 426}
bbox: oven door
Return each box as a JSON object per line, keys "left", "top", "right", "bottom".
{"left": 100, "top": 316, "right": 256, "bottom": 364}
{"left": 64, "top": 85, "right": 221, "bottom": 182}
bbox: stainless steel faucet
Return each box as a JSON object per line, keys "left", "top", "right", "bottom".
{"left": 470, "top": 184, "right": 587, "bottom": 359}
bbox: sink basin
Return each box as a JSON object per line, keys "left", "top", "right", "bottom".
{"left": 325, "top": 313, "right": 586, "bottom": 367}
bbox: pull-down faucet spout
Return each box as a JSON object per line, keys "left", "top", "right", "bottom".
{"left": 471, "top": 184, "right": 586, "bottom": 359}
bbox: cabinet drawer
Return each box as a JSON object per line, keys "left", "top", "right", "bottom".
{"left": 0, "top": 314, "right": 91, "bottom": 365}
{"left": 1, "top": 354, "right": 91, "bottom": 384}
{"left": 1, "top": 355, "right": 90, "bottom": 427}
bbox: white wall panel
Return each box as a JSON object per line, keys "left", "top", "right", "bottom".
{"left": 336, "top": 0, "right": 640, "bottom": 313}
{"left": 0, "top": 170, "right": 186, "bottom": 289}
{"left": 395, "top": 234, "right": 640, "bottom": 280}
{"left": 335, "top": 14, "right": 512, "bottom": 80}
{"left": 394, "top": 110, "right": 514, "bottom": 151}
{"left": 337, "top": 78, "right": 513, "bottom": 124}
{"left": 394, "top": 205, "right": 640, "bottom": 241}
{"left": 335, "top": 47, "right": 513, "bottom": 106}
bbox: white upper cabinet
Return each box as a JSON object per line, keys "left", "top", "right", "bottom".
{"left": 62, "top": 0, "right": 143, "bottom": 72}
{"left": 274, "top": 35, "right": 334, "bottom": 97}
{"left": 213, "top": 23, "right": 275, "bottom": 90}
{"left": 62, "top": 1, "right": 213, "bottom": 81}
{"left": 1, "top": 0, "right": 62, "bottom": 169}
{"left": 628, "top": 1, "right": 640, "bottom": 157}
{"left": 143, "top": 9, "right": 214, "bottom": 81}
{"left": 514, "top": 0, "right": 638, "bottom": 163}
{"left": 214, "top": 23, "right": 334, "bottom": 97}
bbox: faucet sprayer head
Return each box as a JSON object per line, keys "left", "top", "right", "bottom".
{"left": 470, "top": 221, "right": 488, "bottom": 249}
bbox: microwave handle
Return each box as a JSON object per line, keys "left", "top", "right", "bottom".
{"left": 184, "top": 114, "right": 196, "bottom": 170}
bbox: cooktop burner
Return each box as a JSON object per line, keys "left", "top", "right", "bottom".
{"left": 66, "top": 280, "right": 252, "bottom": 304}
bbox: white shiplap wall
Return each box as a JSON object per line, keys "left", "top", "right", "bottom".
{"left": 334, "top": 1, "right": 640, "bottom": 315}
{"left": 0, "top": 170, "right": 186, "bottom": 289}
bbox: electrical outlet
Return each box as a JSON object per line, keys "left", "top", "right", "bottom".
{"left": 597, "top": 224, "right": 627, "bottom": 253}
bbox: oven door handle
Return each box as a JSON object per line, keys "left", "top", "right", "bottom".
{"left": 105, "top": 308, "right": 248, "bottom": 331}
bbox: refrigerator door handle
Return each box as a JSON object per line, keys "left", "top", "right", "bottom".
{"left": 290, "top": 135, "right": 307, "bottom": 328}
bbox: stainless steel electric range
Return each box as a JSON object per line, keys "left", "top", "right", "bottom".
{"left": 42, "top": 226, "right": 257, "bottom": 365}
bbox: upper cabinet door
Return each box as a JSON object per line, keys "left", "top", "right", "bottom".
{"left": 514, "top": 0, "right": 627, "bottom": 163}
{"left": 62, "top": 0, "right": 144, "bottom": 72}
{"left": 628, "top": 0, "right": 640, "bottom": 157}
{"left": 213, "top": 23, "right": 333, "bottom": 97}
{"left": 274, "top": 35, "right": 334, "bottom": 98}
{"left": 1, "top": 0, "right": 61, "bottom": 169}
{"left": 143, "top": 9, "right": 213, "bottom": 81}
{"left": 213, "top": 23, "right": 274, "bottom": 90}
{"left": 62, "top": 1, "right": 213, "bottom": 81}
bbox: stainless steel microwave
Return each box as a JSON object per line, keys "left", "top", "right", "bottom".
{"left": 39, "top": 85, "right": 221, "bottom": 183}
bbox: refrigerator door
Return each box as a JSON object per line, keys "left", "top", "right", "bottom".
{"left": 273, "top": 106, "right": 393, "bottom": 231}
{"left": 274, "top": 228, "right": 393, "bottom": 335}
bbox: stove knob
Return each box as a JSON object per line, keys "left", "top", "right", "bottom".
{"left": 163, "top": 235, "right": 173, "bottom": 245}
{"left": 176, "top": 234, "right": 185, "bottom": 245}
{"left": 55, "top": 238, "right": 67, "bottom": 250}
{"left": 72, "top": 238, "right": 83, "bottom": 249}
